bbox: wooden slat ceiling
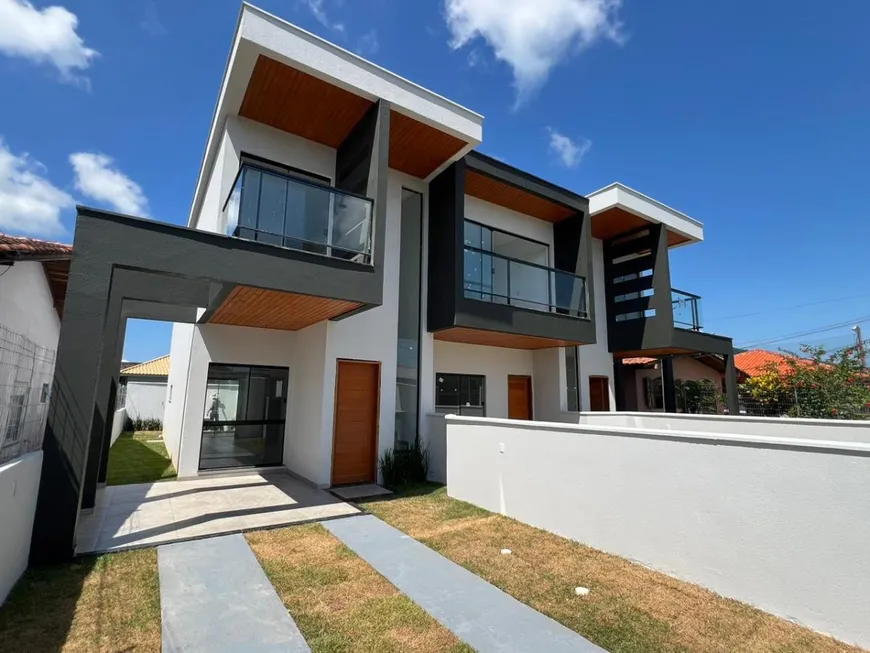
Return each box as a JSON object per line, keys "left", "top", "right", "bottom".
{"left": 239, "top": 55, "right": 374, "bottom": 148}
{"left": 239, "top": 55, "right": 468, "bottom": 179}
{"left": 613, "top": 347, "right": 697, "bottom": 360}
{"left": 592, "top": 207, "right": 690, "bottom": 246}
{"left": 389, "top": 110, "right": 466, "bottom": 179}
{"left": 208, "top": 286, "right": 362, "bottom": 331}
{"left": 465, "top": 170, "right": 575, "bottom": 223}
{"left": 42, "top": 260, "right": 70, "bottom": 318}
{"left": 434, "top": 327, "right": 583, "bottom": 350}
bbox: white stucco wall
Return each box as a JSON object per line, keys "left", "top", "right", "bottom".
{"left": 575, "top": 411, "right": 870, "bottom": 444}
{"left": 0, "top": 261, "right": 60, "bottom": 351}
{"left": 432, "top": 340, "right": 534, "bottom": 419}
{"left": 446, "top": 415, "right": 870, "bottom": 648}
{"left": 110, "top": 407, "right": 126, "bottom": 447}
{"left": 425, "top": 414, "right": 448, "bottom": 483}
{"left": 163, "top": 323, "right": 194, "bottom": 469}
{"left": 0, "top": 451, "right": 42, "bottom": 604}
{"left": 576, "top": 239, "right": 614, "bottom": 411}
{"left": 124, "top": 378, "right": 167, "bottom": 421}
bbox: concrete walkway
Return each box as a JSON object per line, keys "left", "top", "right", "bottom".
{"left": 324, "top": 515, "right": 606, "bottom": 653}
{"left": 158, "top": 534, "right": 310, "bottom": 653}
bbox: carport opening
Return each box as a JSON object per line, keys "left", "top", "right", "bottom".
{"left": 106, "top": 318, "right": 176, "bottom": 487}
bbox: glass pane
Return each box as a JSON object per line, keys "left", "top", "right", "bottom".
{"left": 565, "top": 347, "right": 580, "bottom": 412}
{"left": 435, "top": 374, "right": 460, "bottom": 407}
{"left": 508, "top": 260, "right": 549, "bottom": 310}
{"left": 395, "top": 189, "right": 422, "bottom": 448}
{"left": 464, "top": 248, "right": 484, "bottom": 299}
{"left": 553, "top": 270, "right": 587, "bottom": 317}
{"left": 256, "top": 172, "right": 287, "bottom": 246}
{"left": 331, "top": 194, "right": 372, "bottom": 259}
{"left": 200, "top": 364, "right": 287, "bottom": 471}
{"left": 463, "top": 221, "right": 481, "bottom": 248}
{"left": 237, "top": 168, "right": 260, "bottom": 232}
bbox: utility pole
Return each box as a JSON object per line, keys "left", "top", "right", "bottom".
{"left": 852, "top": 325, "right": 866, "bottom": 368}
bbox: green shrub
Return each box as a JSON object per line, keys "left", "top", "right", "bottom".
{"left": 127, "top": 417, "right": 163, "bottom": 432}
{"left": 379, "top": 443, "right": 429, "bottom": 489}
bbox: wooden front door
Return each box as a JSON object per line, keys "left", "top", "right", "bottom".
{"left": 332, "top": 360, "right": 380, "bottom": 485}
{"left": 589, "top": 376, "right": 610, "bottom": 412}
{"left": 507, "top": 375, "right": 533, "bottom": 420}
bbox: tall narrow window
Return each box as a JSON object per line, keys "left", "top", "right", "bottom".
{"left": 395, "top": 189, "right": 423, "bottom": 449}
{"left": 565, "top": 347, "right": 580, "bottom": 412}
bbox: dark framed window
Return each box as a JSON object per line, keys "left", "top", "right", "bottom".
{"left": 435, "top": 373, "right": 486, "bottom": 416}
{"left": 395, "top": 189, "right": 424, "bottom": 450}
{"left": 199, "top": 364, "right": 288, "bottom": 470}
{"left": 644, "top": 376, "right": 664, "bottom": 410}
{"left": 565, "top": 346, "right": 580, "bottom": 412}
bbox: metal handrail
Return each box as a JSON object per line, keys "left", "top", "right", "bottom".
{"left": 464, "top": 244, "right": 585, "bottom": 280}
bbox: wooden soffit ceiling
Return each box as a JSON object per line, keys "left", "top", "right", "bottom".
{"left": 239, "top": 55, "right": 374, "bottom": 148}
{"left": 434, "top": 327, "right": 580, "bottom": 350}
{"left": 465, "top": 170, "right": 575, "bottom": 223}
{"left": 592, "top": 207, "right": 690, "bottom": 246}
{"left": 239, "top": 55, "right": 468, "bottom": 180}
{"left": 389, "top": 110, "right": 467, "bottom": 179}
{"left": 209, "top": 286, "right": 361, "bottom": 331}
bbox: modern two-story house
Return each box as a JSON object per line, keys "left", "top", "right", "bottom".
{"left": 32, "top": 4, "right": 738, "bottom": 562}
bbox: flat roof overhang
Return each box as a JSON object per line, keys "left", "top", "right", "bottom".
{"left": 464, "top": 152, "right": 588, "bottom": 222}
{"left": 189, "top": 4, "right": 484, "bottom": 226}
{"left": 588, "top": 183, "right": 704, "bottom": 247}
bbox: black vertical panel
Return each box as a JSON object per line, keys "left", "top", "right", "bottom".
{"left": 724, "top": 351, "right": 740, "bottom": 414}
{"left": 662, "top": 356, "right": 678, "bottom": 413}
{"left": 427, "top": 161, "right": 465, "bottom": 331}
{"left": 649, "top": 223, "right": 675, "bottom": 331}
{"left": 335, "top": 102, "right": 379, "bottom": 196}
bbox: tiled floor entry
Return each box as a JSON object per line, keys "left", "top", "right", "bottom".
{"left": 76, "top": 469, "right": 359, "bottom": 554}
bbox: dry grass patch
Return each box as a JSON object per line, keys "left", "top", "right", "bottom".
{"left": 246, "top": 523, "right": 473, "bottom": 653}
{"left": 363, "top": 485, "right": 863, "bottom": 653}
{"left": 0, "top": 548, "right": 160, "bottom": 653}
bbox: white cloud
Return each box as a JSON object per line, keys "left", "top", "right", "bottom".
{"left": 356, "top": 29, "right": 379, "bottom": 56}
{"left": 0, "top": 139, "right": 73, "bottom": 237}
{"left": 547, "top": 128, "right": 592, "bottom": 168}
{"left": 444, "top": 0, "right": 623, "bottom": 105}
{"left": 0, "top": 0, "right": 98, "bottom": 82}
{"left": 303, "top": 0, "right": 345, "bottom": 33}
{"left": 141, "top": 2, "right": 167, "bottom": 37}
{"left": 69, "top": 153, "right": 149, "bottom": 216}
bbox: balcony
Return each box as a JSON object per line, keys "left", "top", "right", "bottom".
{"left": 224, "top": 163, "right": 374, "bottom": 265}
{"left": 463, "top": 246, "right": 588, "bottom": 319}
{"left": 672, "top": 289, "right": 702, "bottom": 332}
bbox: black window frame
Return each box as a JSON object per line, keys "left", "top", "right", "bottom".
{"left": 565, "top": 346, "right": 581, "bottom": 412}
{"left": 435, "top": 373, "right": 486, "bottom": 416}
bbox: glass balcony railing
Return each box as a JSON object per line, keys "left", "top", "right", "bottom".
{"left": 672, "top": 288, "right": 702, "bottom": 331}
{"left": 463, "top": 246, "right": 588, "bottom": 318}
{"left": 223, "top": 164, "right": 374, "bottom": 264}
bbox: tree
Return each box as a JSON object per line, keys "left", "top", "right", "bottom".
{"left": 675, "top": 379, "right": 720, "bottom": 414}
{"left": 783, "top": 345, "right": 870, "bottom": 419}
{"left": 741, "top": 345, "right": 870, "bottom": 419}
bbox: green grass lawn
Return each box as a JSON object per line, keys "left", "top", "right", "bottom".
{"left": 106, "top": 431, "right": 177, "bottom": 486}
{"left": 0, "top": 549, "right": 161, "bottom": 652}
{"left": 363, "top": 485, "right": 863, "bottom": 653}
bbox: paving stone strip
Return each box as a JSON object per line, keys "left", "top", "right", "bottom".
{"left": 324, "top": 514, "right": 606, "bottom": 653}
{"left": 158, "top": 534, "right": 310, "bottom": 653}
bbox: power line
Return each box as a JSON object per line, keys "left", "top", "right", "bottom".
{"left": 710, "top": 291, "right": 870, "bottom": 323}
{"left": 736, "top": 314, "right": 870, "bottom": 350}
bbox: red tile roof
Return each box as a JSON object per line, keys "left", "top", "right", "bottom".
{"left": 734, "top": 349, "right": 791, "bottom": 377}
{"left": 0, "top": 234, "right": 72, "bottom": 258}
{"left": 622, "top": 357, "right": 656, "bottom": 366}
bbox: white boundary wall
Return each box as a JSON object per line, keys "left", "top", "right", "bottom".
{"left": 445, "top": 415, "right": 870, "bottom": 648}
{"left": 571, "top": 411, "right": 870, "bottom": 444}
{"left": 110, "top": 407, "right": 127, "bottom": 447}
{"left": 0, "top": 451, "right": 42, "bottom": 604}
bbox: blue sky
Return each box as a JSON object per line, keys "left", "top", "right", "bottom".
{"left": 1, "top": 0, "right": 868, "bottom": 361}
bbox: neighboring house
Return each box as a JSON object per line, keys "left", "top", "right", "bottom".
{"left": 0, "top": 235, "right": 71, "bottom": 462}
{"left": 734, "top": 349, "right": 790, "bottom": 378}
{"left": 621, "top": 355, "right": 728, "bottom": 412}
{"left": 119, "top": 356, "right": 170, "bottom": 422}
{"left": 32, "top": 5, "right": 740, "bottom": 562}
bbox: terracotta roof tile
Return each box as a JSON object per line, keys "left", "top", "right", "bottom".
{"left": 622, "top": 357, "right": 657, "bottom": 366}
{"left": 0, "top": 234, "right": 72, "bottom": 258}
{"left": 734, "top": 349, "right": 790, "bottom": 377}
{"left": 121, "top": 355, "right": 170, "bottom": 377}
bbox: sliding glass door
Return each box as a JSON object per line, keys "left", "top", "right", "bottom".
{"left": 199, "top": 364, "right": 288, "bottom": 470}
